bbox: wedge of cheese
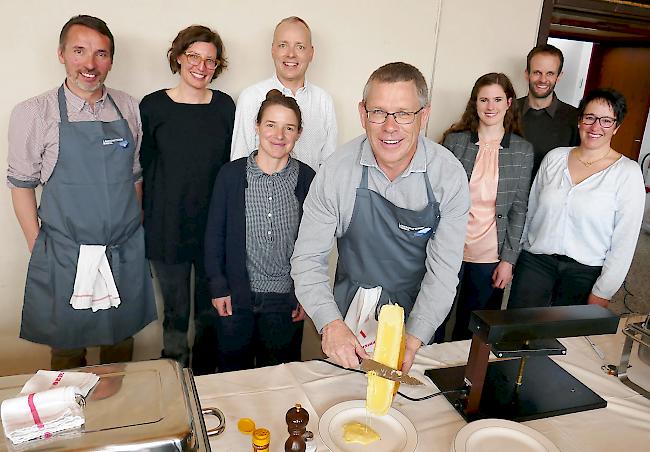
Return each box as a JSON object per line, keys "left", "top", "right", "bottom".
{"left": 366, "top": 304, "right": 405, "bottom": 415}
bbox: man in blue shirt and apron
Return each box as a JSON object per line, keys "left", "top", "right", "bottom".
{"left": 291, "top": 62, "right": 470, "bottom": 372}
{"left": 8, "top": 16, "right": 156, "bottom": 370}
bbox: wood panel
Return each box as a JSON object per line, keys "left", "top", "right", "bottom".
{"left": 585, "top": 45, "right": 650, "bottom": 160}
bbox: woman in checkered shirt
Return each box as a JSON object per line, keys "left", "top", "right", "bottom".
{"left": 204, "top": 90, "right": 316, "bottom": 371}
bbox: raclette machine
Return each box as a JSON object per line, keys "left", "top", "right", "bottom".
{"left": 426, "top": 305, "right": 619, "bottom": 422}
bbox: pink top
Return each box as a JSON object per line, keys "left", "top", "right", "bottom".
{"left": 464, "top": 142, "right": 500, "bottom": 263}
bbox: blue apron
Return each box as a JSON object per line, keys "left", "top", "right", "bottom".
{"left": 334, "top": 164, "right": 441, "bottom": 321}
{"left": 20, "top": 85, "right": 157, "bottom": 349}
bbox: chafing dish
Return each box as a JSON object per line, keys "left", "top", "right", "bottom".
{"left": 616, "top": 315, "right": 650, "bottom": 399}
{"left": 0, "top": 359, "right": 224, "bottom": 451}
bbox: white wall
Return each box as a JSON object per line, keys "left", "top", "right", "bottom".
{"left": 0, "top": 0, "right": 543, "bottom": 375}
{"left": 548, "top": 37, "right": 593, "bottom": 107}
{"left": 427, "top": 0, "right": 544, "bottom": 141}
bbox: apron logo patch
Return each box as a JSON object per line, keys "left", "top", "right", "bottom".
{"left": 102, "top": 138, "right": 128, "bottom": 148}
{"left": 398, "top": 223, "right": 426, "bottom": 231}
{"left": 398, "top": 223, "right": 432, "bottom": 236}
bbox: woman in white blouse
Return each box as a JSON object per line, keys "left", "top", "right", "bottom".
{"left": 508, "top": 88, "right": 645, "bottom": 309}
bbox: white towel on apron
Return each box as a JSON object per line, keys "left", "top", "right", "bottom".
{"left": 70, "top": 245, "right": 121, "bottom": 312}
{"left": 344, "top": 286, "right": 382, "bottom": 354}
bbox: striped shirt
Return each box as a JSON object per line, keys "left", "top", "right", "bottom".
{"left": 245, "top": 152, "right": 300, "bottom": 293}
{"left": 7, "top": 84, "right": 142, "bottom": 189}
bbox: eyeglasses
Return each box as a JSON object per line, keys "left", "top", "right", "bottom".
{"left": 581, "top": 114, "right": 617, "bottom": 128}
{"left": 184, "top": 52, "right": 218, "bottom": 70}
{"left": 364, "top": 106, "right": 424, "bottom": 124}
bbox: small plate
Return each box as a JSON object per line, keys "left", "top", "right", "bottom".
{"left": 452, "top": 419, "right": 559, "bottom": 452}
{"left": 318, "top": 400, "right": 417, "bottom": 452}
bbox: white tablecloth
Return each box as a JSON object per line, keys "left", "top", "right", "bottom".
{"left": 196, "top": 320, "right": 650, "bottom": 451}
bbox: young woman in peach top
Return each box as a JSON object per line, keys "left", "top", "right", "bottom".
{"left": 434, "top": 73, "right": 534, "bottom": 341}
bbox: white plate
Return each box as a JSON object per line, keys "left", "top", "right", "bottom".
{"left": 318, "top": 400, "right": 417, "bottom": 452}
{"left": 452, "top": 419, "right": 560, "bottom": 452}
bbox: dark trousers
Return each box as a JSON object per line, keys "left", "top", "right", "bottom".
{"left": 215, "top": 292, "right": 303, "bottom": 372}
{"left": 50, "top": 336, "right": 134, "bottom": 370}
{"left": 507, "top": 250, "right": 602, "bottom": 309}
{"left": 151, "top": 258, "right": 219, "bottom": 375}
{"left": 434, "top": 262, "right": 503, "bottom": 342}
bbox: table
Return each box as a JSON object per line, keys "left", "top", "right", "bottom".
{"left": 196, "top": 319, "right": 650, "bottom": 451}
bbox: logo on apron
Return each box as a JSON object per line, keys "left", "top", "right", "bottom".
{"left": 102, "top": 137, "right": 129, "bottom": 148}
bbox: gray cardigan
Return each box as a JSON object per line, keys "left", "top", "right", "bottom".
{"left": 442, "top": 131, "right": 533, "bottom": 264}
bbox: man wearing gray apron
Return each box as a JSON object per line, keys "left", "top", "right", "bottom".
{"left": 291, "top": 63, "right": 470, "bottom": 372}
{"left": 8, "top": 16, "right": 156, "bottom": 370}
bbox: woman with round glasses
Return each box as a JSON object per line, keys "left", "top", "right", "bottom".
{"left": 139, "top": 25, "right": 235, "bottom": 374}
{"left": 433, "top": 73, "right": 533, "bottom": 341}
{"left": 508, "top": 88, "right": 645, "bottom": 309}
{"left": 204, "top": 89, "right": 315, "bottom": 371}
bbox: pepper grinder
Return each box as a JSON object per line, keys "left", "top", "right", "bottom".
{"left": 284, "top": 403, "right": 313, "bottom": 452}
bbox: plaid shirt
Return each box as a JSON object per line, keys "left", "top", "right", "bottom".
{"left": 442, "top": 131, "right": 534, "bottom": 264}
{"left": 245, "top": 152, "right": 300, "bottom": 293}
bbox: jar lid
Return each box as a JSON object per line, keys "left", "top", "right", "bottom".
{"left": 237, "top": 418, "right": 256, "bottom": 434}
{"left": 253, "top": 427, "right": 270, "bottom": 441}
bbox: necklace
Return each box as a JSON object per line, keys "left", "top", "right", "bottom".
{"left": 575, "top": 148, "right": 611, "bottom": 167}
{"left": 478, "top": 138, "right": 502, "bottom": 151}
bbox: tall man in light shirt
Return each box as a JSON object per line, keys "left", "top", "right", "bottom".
{"left": 230, "top": 16, "right": 337, "bottom": 170}
{"left": 7, "top": 15, "right": 156, "bottom": 370}
{"left": 291, "top": 62, "right": 469, "bottom": 372}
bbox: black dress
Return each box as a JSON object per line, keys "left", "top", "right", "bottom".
{"left": 140, "top": 89, "right": 235, "bottom": 374}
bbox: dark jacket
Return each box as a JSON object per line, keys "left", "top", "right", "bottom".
{"left": 442, "top": 131, "right": 534, "bottom": 264}
{"left": 204, "top": 157, "right": 316, "bottom": 308}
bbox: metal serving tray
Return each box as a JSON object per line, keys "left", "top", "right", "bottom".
{"left": 0, "top": 359, "right": 224, "bottom": 451}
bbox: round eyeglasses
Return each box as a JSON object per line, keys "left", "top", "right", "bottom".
{"left": 581, "top": 114, "right": 617, "bottom": 128}
{"left": 364, "top": 106, "right": 424, "bottom": 125}
{"left": 184, "top": 52, "right": 218, "bottom": 70}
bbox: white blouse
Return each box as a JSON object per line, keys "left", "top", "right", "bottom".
{"left": 523, "top": 147, "right": 645, "bottom": 299}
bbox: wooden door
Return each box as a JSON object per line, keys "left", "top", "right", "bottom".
{"left": 585, "top": 45, "right": 650, "bottom": 161}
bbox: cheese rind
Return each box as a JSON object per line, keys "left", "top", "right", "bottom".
{"left": 365, "top": 304, "right": 405, "bottom": 415}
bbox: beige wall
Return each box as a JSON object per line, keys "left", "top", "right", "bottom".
{"left": 427, "top": 0, "right": 544, "bottom": 140}
{"left": 0, "top": 0, "right": 542, "bottom": 375}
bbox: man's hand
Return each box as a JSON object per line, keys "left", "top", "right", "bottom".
{"left": 321, "top": 319, "right": 369, "bottom": 368}
{"left": 587, "top": 293, "right": 608, "bottom": 308}
{"left": 11, "top": 188, "right": 39, "bottom": 253}
{"left": 401, "top": 334, "right": 422, "bottom": 373}
{"left": 291, "top": 303, "right": 306, "bottom": 322}
{"left": 492, "top": 260, "right": 514, "bottom": 289}
{"left": 212, "top": 296, "right": 232, "bottom": 316}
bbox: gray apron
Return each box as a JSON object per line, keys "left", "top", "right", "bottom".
{"left": 20, "top": 85, "right": 157, "bottom": 349}
{"left": 334, "top": 165, "right": 440, "bottom": 321}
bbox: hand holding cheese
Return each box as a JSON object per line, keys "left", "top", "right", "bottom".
{"left": 402, "top": 334, "right": 422, "bottom": 374}
{"left": 366, "top": 304, "right": 405, "bottom": 415}
{"left": 322, "top": 319, "right": 370, "bottom": 368}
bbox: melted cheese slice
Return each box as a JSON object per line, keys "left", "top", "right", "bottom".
{"left": 342, "top": 421, "right": 380, "bottom": 445}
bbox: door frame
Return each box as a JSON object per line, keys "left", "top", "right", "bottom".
{"left": 538, "top": 0, "right": 650, "bottom": 45}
